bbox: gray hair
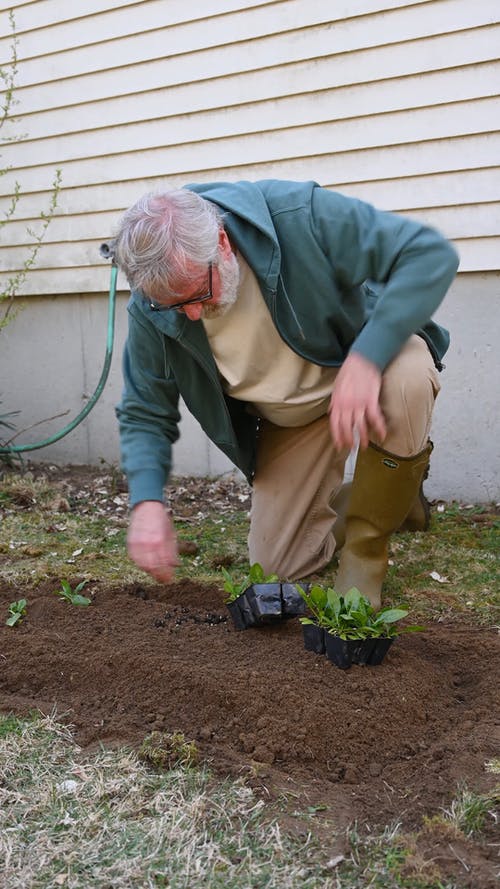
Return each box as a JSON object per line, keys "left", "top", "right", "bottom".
{"left": 113, "top": 189, "right": 223, "bottom": 296}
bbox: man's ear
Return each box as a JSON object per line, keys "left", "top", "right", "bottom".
{"left": 218, "top": 227, "right": 234, "bottom": 259}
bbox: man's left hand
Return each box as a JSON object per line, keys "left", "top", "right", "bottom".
{"left": 329, "top": 352, "right": 387, "bottom": 450}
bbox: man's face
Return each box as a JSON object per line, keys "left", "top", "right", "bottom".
{"left": 146, "top": 232, "right": 240, "bottom": 322}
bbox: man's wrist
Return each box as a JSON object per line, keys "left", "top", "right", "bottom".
{"left": 132, "top": 499, "right": 165, "bottom": 511}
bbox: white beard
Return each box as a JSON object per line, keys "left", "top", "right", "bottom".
{"left": 201, "top": 252, "right": 240, "bottom": 319}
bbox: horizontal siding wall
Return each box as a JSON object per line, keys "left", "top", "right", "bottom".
{"left": 0, "top": 0, "right": 499, "bottom": 295}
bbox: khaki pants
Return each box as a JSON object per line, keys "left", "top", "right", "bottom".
{"left": 248, "top": 335, "right": 441, "bottom": 579}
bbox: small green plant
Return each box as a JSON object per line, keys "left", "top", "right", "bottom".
{"left": 139, "top": 731, "right": 199, "bottom": 770}
{"left": 54, "top": 579, "right": 91, "bottom": 606}
{"left": 221, "top": 561, "right": 279, "bottom": 603}
{"left": 298, "top": 585, "right": 424, "bottom": 639}
{"left": 441, "top": 785, "right": 500, "bottom": 836}
{"left": 6, "top": 597, "right": 27, "bottom": 626}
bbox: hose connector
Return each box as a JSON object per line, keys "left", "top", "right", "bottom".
{"left": 100, "top": 240, "right": 116, "bottom": 262}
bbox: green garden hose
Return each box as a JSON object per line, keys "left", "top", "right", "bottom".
{"left": 0, "top": 256, "right": 118, "bottom": 456}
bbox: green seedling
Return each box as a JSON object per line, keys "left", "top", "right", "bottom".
{"left": 6, "top": 598, "right": 27, "bottom": 627}
{"left": 298, "top": 585, "right": 424, "bottom": 639}
{"left": 139, "top": 731, "right": 199, "bottom": 770}
{"left": 54, "top": 579, "right": 91, "bottom": 606}
{"left": 221, "top": 562, "right": 279, "bottom": 603}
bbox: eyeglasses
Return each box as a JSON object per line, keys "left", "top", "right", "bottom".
{"left": 148, "top": 264, "right": 213, "bottom": 312}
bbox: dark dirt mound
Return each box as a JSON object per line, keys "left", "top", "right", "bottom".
{"left": 1, "top": 577, "right": 498, "bottom": 888}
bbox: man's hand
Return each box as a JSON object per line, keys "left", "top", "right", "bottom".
{"left": 329, "top": 352, "right": 387, "bottom": 451}
{"left": 127, "top": 500, "right": 179, "bottom": 583}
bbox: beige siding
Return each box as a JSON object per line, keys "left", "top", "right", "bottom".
{"left": 1, "top": 0, "right": 499, "bottom": 295}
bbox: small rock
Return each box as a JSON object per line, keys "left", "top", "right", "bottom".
{"left": 326, "top": 855, "right": 345, "bottom": 869}
{"left": 57, "top": 779, "right": 78, "bottom": 793}
{"left": 199, "top": 726, "right": 212, "bottom": 740}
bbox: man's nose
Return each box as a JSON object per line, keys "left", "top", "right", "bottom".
{"left": 182, "top": 303, "right": 204, "bottom": 321}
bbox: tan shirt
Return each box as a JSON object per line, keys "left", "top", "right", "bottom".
{"left": 202, "top": 254, "right": 338, "bottom": 427}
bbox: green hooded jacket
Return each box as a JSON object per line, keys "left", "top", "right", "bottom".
{"left": 116, "top": 179, "right": 459, "bottom": 506}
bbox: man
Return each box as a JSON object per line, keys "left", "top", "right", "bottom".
{"left": 113, "top": 179, "right": 459, "bottom": 609}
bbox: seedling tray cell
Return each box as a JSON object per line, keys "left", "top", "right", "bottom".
{"left": 367, "top": 637, "right": 394, "bottom": 665}
{"left": 321, "top": 634, "right": 395, "bottom": 668}
{"left": 226, "top": 592, "right": 258, "bottom": 630}
{"left": 226, "top": 581, "right": 310, "bottom": 629}
{"left": 325, "top": 634, "right": 361, "bottom": 670}
{"left": 281, "top": 582, "right": 308, "bottom": 617}
{"left": 301, "top": 623, "right": 326, "bottom": 654}
{"left": 246, "top": 583, "right": 282, "bottom": 624}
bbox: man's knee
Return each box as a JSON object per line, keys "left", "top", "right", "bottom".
{"left": 380, "top": 338, "right": 440, "bottom": 455}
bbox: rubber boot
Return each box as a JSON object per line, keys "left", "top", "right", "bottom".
{"left": 330, "top": 481, "right": 352, "bottom": 552}
{"left": 335, "top": 440, "right": 433, "bottom": 609}
{"left": 331, "top": 439, "right": 432, "bottom": 548}
{"left": 398, "top": 441, "right": 433, "bottom": 532}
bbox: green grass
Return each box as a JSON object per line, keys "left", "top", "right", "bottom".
{"left": 440, "top": 785, "right": 500, "bottom": 837}
{"left": 337, "top": 823, "right": 451, "bottom": 889}
{"left": 0, "top": 472, "right": 250, "bottom": 588}
{"left": 381, "top": 507, "right": 499, "bottom": 624}
{"left": 0, "top": 711, "right": 25, "bottom": 738}
{"left": 0, "top": 473, "right": 498, "bottom": 628}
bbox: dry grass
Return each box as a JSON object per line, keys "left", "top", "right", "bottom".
{"left": 0, "top": 713, "right": 332, "bottom": 889}
{"left": 5, "top": 712, "right": 495, "bottom": 889}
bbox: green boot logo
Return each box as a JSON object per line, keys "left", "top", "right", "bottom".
{"left": 382, "top": 458, "right": 399, "bottom": 469}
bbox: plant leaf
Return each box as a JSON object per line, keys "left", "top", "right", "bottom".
{"left": 248, "top": 562, "right": 265, "bottom": 583}
{"left": 343, "top": 588, "right": 362, "bottom": 610}
{"left": 375, "top": 608, "right": 408, "bottom": 624}
{"left": 6, "top": 612, "right": 21, "bottom": 626}
{"left": 70, "top": 594, "right": 91, "bottom": 606}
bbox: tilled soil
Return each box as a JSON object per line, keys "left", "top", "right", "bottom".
{"left": 1, "top": 575, "right": 498, "bottom": 888}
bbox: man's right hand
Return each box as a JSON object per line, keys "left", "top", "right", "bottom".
{"left": 127, "top": 500, "right": 179, "bottom": 583}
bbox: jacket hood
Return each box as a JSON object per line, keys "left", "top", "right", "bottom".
{"left": 185, "top": 180, "right": 282, "bottom": 291}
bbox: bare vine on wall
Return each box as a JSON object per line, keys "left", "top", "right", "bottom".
{"left": 1, "top": 10, "right": 62, "bottom": 457}
{"left": 0, "top": 10, "right": 62, "bottom": 332}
